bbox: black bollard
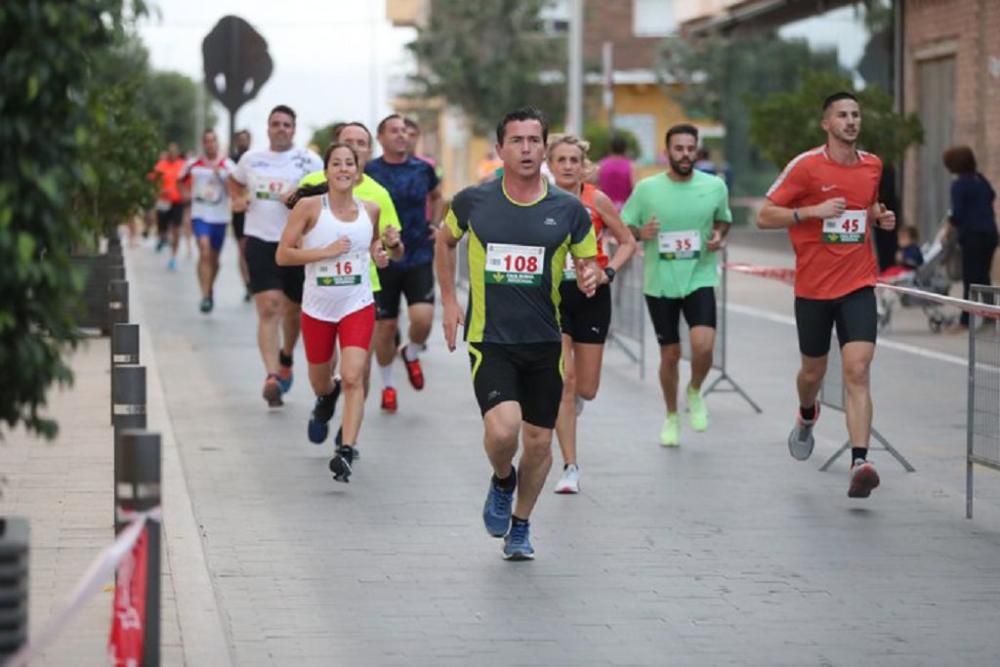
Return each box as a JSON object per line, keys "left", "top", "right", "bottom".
{"left": 0, "top": 517, "right": 29, "bottom": 659}
{"left": 108, "top": 279, "right": 129, "bottom": 329}
{"left": 112, "top": 365, "right": 146, "bottom": 528}
{"left": 110, "top": 324, "right": 140, "bottom": 425}
{"left": 114, "top": 430, "right": 160, "bottom": 667}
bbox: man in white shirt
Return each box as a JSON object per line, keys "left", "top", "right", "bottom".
{"left": 228, "top": 105, "right": 324, "bottom": 407}
{"left": 180, "top": 129, "right": 236, "bottom": 314}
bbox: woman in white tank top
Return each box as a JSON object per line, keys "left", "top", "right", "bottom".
{"left": 277, "top": 143, "right": 382, "bottom": 483}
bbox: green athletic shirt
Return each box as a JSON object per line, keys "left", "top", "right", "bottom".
{"left": 621, "top": 170, "right": 732, "bottom": 299}
{"left": 298, "top": 171, "right": 401, "bottom": 292}
{"left": 445, "top": 178, "right": 597, "bottom": 344}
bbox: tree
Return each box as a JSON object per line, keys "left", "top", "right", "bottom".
{"left": 583, "top": 123, "right": 640, "bottom": 161}
{"left": 0, "top": 1, "right": 149, "bottom": 438}
{"left": 660, "top": 32, "right": 843, "bottom": 196}
{"left": 406, "top": 0, "right": 566, "bottom": 135}
{"left": 309, "top": 122, "right": 345, "bottom": 151}
{"left": 140, "top": 71, "right": 218, "bottom": 152}
{"left": 747, "top": 69, "right": 923, "bottom": 168}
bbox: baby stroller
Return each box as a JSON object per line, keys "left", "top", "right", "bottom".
{"left": 876, "top": 231, "right": 959, "bottom": 333}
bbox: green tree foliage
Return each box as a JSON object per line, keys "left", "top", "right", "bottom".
{"left": 583, "top": 124, "right": 640, "bottom": 161}
{"left": 0, "top": 1, "right": 132, "bottom": 437}
{"left": 660, "top": 32, "right": 843, "bottom": 196}
{"left": 748, "top": 69, "right": 923, "bottom": 168}
{"left": 309, "top": 122, "right": 345, "bottom": 151}
{"left": 406, "top": 0, "right": 566, "bottom": 135}
{"left": 140, "top": 71, "right": 218, "bottom": 152}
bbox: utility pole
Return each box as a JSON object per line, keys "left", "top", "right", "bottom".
{"left": 567, "top": 0, "right": 583, "bottom": 135}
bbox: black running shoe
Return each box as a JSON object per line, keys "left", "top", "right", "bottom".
{"left": 329, "top": 445, "right": 354, "bottom": 483}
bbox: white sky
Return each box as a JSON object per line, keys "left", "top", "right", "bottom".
{"left": 138, "top": 0, "right": 416, "bottom": 152}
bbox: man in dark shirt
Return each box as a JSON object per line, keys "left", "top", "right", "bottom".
{"left": 366, "top": 115, "right": 444, "bottom": 412}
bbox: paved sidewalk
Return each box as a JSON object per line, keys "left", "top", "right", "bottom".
{"left": 126, "top": 236, "right": 1000, "bottom": 666}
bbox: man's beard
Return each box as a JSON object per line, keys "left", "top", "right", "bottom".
{"left": 670, "top": 157, "right": 693, "bottom": 176}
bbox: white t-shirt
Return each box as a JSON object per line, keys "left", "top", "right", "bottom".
{"left": 232, "top": 148, "right": 324, "bottom": 242}
{"left": 181, "top": 156, "right": 236, "bottom": 223}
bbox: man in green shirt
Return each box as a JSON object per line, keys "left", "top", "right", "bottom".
{"left": 622, "top": 124, "right": 732, "bottom": 447}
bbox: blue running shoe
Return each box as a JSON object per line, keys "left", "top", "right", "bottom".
{"left": 503, "top": 520, "right": 535, "bottom": 561}
{"left": 167, "top": 256, "right": 177, "bottom": 272}
{"left": 483, "top": 470, "right": 516, "bottom": 538}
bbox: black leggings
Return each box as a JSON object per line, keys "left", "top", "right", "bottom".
{"left": 960, "top": 232, "right": 998, "bottom": 326}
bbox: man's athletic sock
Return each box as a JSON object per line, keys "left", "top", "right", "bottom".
{"left": 380, "top": 363, "right": 395, "bottom": 389}
{"left": 510, "top": 515, "right": 529, "bottom": 527}
{"left": 800, "top": 404, "right": 816, "bottom": 421}
{"left": 851, "top": 446, "right": 868, "bottom": 462}
{"left": 403, "top": 342, "right": 420, "bottom": 362}
{"left": 492, "top": 468, "right": 517, "bottom": 491}
{"left": 279, "top": 350, "right": 293, "bottom": 368}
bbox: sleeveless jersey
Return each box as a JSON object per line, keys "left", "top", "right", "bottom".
{"left": 301, "top": 196, "right": 374, "bottom": 323}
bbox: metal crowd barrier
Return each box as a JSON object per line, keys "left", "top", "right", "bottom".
{"left": 818, "top": 333, "right": 914, "bottom": 472}
{"left": 607, "top": 243, "right": 646, "bottom": 378}
{"left": 966, "top": 284, "right": 1000, "bottom": 518}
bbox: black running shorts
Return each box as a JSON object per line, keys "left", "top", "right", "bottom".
{"left": 467, "top": 342, "right": 563, "bottom": 429}
{"left": 245, "top": 236, "right": 304, "bottom": 304}
{"left": 644, "top": 286, "right": 717, "bottom": 346}
{"left": 794, "top": 286, "right": 877, "bottom": 358}
{"left": 559, "top": 282, "right": 611, "bottom": 344}
{"left": 231, "top": 211, "right": 246, "bottom": 240}
{"left": 374, "top": 262, "right": 436, "bottom": 320}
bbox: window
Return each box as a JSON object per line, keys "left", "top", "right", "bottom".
{"left": 633, "top": 0, "right": 675, "bottom": 37}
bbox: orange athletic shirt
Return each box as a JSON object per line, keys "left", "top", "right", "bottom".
{"left": 766, "top": 145, "right": 882, "bottom": 300}
{"left": 580, "top": 183, "right": 609, "bottom": 269}
{"left": 154, "top": 158, "right": 187, "bottom": 204}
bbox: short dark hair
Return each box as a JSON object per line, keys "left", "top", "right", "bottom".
{"left": 609, "top": 134, "right": 627, "bottom": 155}
{"left": 403, "top": 117, "right": 419, "bottom": 132}
{"left": 943, "top": 145, "right": 977, "bottom": 174}
{"left": 377, "top": 114, "right": 403, "bottom": 135}
{"left": 665, "top": 123, "right": 698, "bottom": 148}
{"left": 496, "top": 107, "right": 549, "bottom": 145}
{"left": 269, "top": 105, "right": 296, "bottom": 123}
{"left": 822, "top": 91, "right": 858, "bottom": 113}
{"left": 334, "top": 121, "right": 373, "bottom": 145}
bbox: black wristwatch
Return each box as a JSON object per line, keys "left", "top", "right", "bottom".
{"left": 604, "top": 267, "right": 616, "bottom": 284}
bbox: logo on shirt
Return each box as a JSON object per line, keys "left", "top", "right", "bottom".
{"left": 821, "top": 184, "right": 837, "bottom": 192}
{"left": 543, "top": 217, "right": 557, "bottom": 226}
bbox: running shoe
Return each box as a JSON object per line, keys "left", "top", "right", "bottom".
{"left": 278, "top": 364, "right": 295, "bottom": 394}
{"left": 400, "top": 345, "right": 425, "bottom": 390}
{"left": 787, "top": 403, "right": 820, "bottom": 461}
{"left": 503, "top": 521, "right": 535, "bottom": 561}
{"left": 329, "top": 445, "right": 354, "bottom": 483}
{"left": 848, "top": 458, "right": 880, "bottom": 498}
{"left": 575, "top": 396, "right": 585, "bottom": 416}
{"left": 167, "top": 256, "right": 177, "bottom": 272}
{"left": 307, "top": 383, "right": 341, "bottom": 444}
{"left": 381, "top": 387, "right": 398, "bottom": 412}
{"left": 483, "top": 470, "right": 516, "bottom": 537}
{"left": 262, "top": 374, "right": 283, "bottom": 408}
{"left": 687, "top": 386, "right": 708, "bottom": 432}
{"left": 199, "top": 296, "right": 213, "bottom": 314}
{"left": 659, "top": 414, "right": 680, "bottom": 447}
{"left": 554, "top": 464, "right": 580, "bottom": 494}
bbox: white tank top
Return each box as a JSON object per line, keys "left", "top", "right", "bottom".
{"left": 301, "top": 195, "right": 374, "bottom": 322}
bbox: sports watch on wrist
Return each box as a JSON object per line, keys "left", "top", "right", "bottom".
{"left": 604, "top": 267, "right": 616, "bottom": 283}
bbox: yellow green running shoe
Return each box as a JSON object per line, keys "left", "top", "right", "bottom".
{"left": 660, "top": 413, "right": 680, "bottom": 447}
{"left": 687, "top": 386, "right": 708, "bottom": 432}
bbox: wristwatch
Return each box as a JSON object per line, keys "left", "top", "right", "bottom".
{"left": 604, "top": 267, "right": 616, "bottom": 283}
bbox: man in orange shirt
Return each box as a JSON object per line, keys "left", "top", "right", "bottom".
{"left": 153, "top": 142, "right": 188, "bottom": 271}
{"left": 757, "top": 92, "right": 896, "bottom": 499}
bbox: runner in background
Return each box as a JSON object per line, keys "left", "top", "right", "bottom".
{"left": 546, "top": 134, "right": 636, "bottom": 494}
{"left": 152, "top": 142, "right": 187, "bottom": 271}
{"left": 622, "top": 124, "right": 732, "bottom": 448}
{"left": 757, "top": 91, "right": 896, "bottom": 499}
{"left": 230, "top": 129, "right": 253, "bottom": 302}
{"left": 597, "top": 134, "right": 636, "bottom": 211}
{"left": 180, "top": 130, "right": 236, "bottom": 314}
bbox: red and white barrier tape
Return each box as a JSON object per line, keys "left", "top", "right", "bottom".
{"left": 2, "top": 508, "right": 161, "bottom": 667}
{"left": 723, "top": 263, "right": 1000, "bottom": 320}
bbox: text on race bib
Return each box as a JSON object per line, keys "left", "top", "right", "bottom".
{"left": 485, "top": 243, "right": 545, "bottom": 286}
{"left": 254, "top": 179, "right": 290, "bottom": 201}
{"left": 822, "top": 210, "right": 867, "bottom": 244}
{"left": 658, "top": 230, "right": 701, "bottom": 260}
{"left": 316, "top": 251, "right": 369, "bottom": 286}
{"left": 562, "top": 252, "right": 577, "bottom": 282}
{"left": 194, "top": 179, "right": 223, "bottom": 204}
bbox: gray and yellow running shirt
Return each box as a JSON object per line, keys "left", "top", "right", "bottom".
{"left": 445, "top": 178, "right": 597, "bottom": 344}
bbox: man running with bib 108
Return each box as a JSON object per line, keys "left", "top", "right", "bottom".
{"left": 757, "top": 91, "right": 896, "bottom": 499}
{"left": 436, "top": 107, "right": 600, "bottom": 561}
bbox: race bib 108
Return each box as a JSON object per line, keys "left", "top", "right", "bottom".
{"left": 658, "top": 230, "right": 701, "bottom": 260}
{"left": 822, "top": 210, "right": 867, "bottom": 244}
{"left": 485, "top": 243, "right": 545, "bottom": 286}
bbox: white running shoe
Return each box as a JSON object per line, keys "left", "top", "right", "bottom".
{"left": 554, "top": 464, "right": 580, "bottom": 494}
